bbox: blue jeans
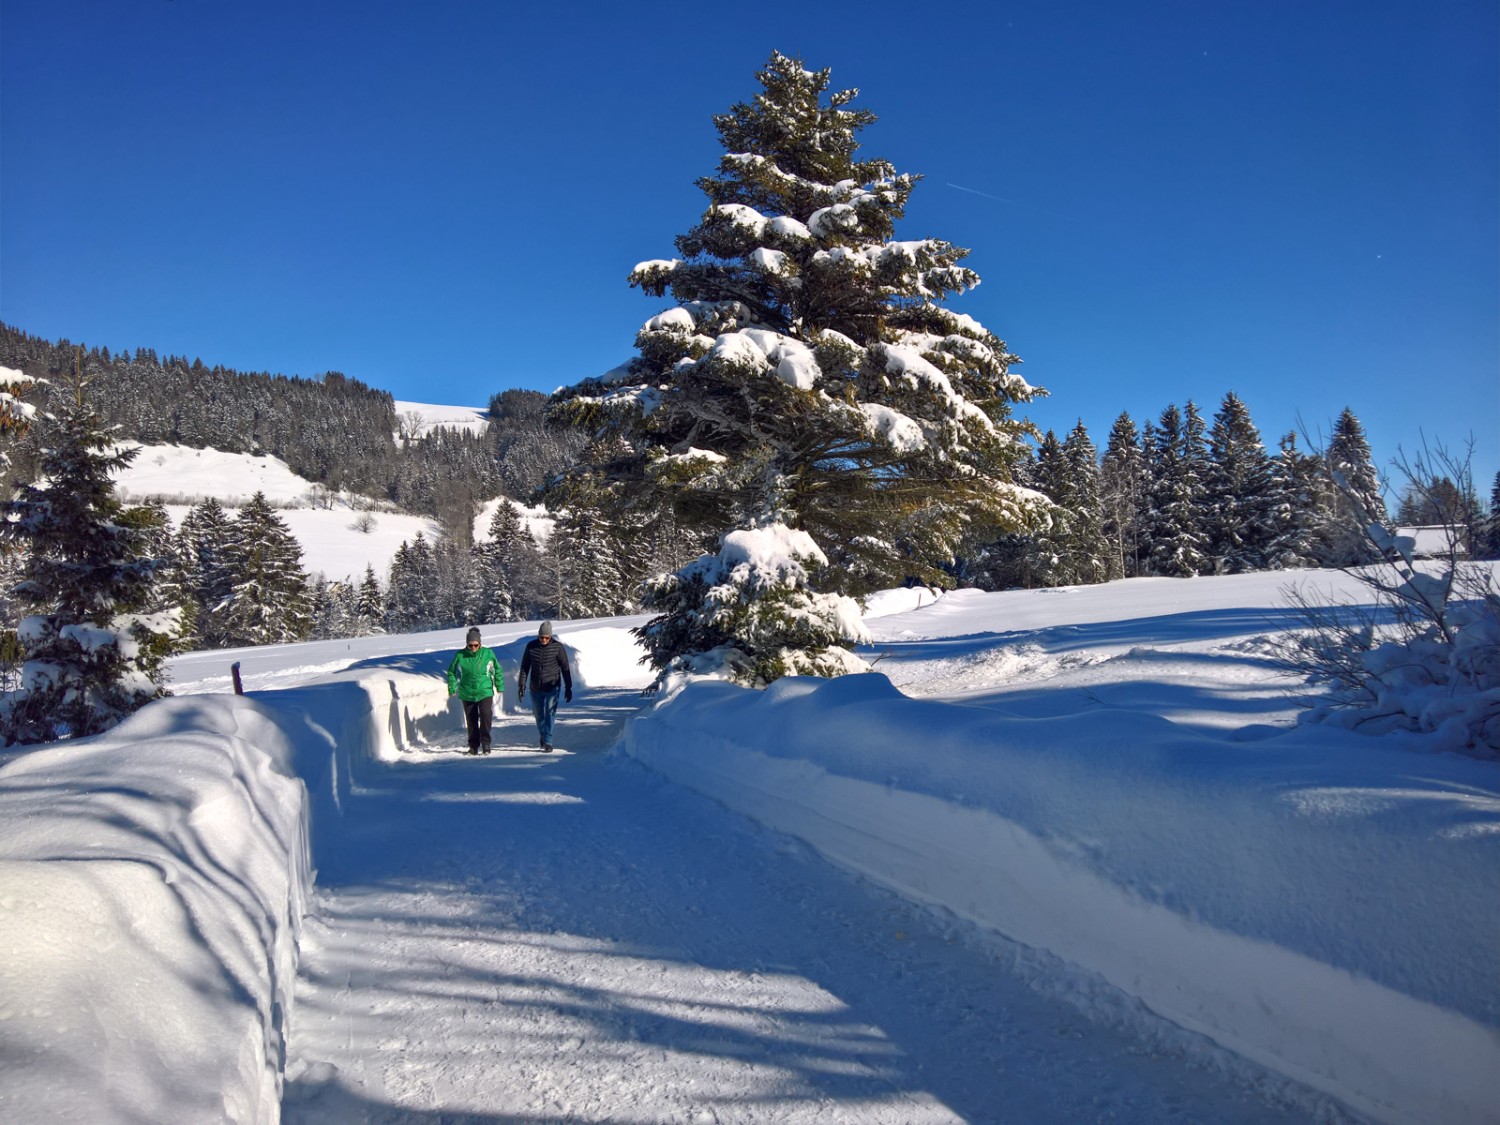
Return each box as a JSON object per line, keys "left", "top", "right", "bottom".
{"left": 529, "top": 685, "right": 561, "bottom": 747}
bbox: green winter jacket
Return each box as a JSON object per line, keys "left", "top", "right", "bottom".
{"left": 446, "top": 646, "right": 503, "bottom": 701}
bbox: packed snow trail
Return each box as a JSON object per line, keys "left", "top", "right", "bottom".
{"left": 283, "top": 686, "right": 1332, "bottom": 1124}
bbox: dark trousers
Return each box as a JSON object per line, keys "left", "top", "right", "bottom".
{"left": 461, "top": 696, "right": 493, "bottom": 751}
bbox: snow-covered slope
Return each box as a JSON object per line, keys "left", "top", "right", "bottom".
{"left": 1, "top": 572, "right": 1495, "bottom": 1124}
{"left": 392, "top": 399, "right": 489, "bottom": 438}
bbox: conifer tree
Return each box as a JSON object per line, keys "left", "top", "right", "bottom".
{"left": 1204, "top": 392, "right": 1274, "bottom": 573}
{"left": 1027, "top": 431, "right": 1073, "bottom": 587}
{"left": 478, "top": 501, "right": 543, "bottom": 623}
{"left": 213, "top": 492, "right": 313, "bottom": 646}
{"left": 1100, "top": 412, "right": 1145, "bottom": 578}
{"left": 1, "top": 370, "right": 179, "bottom": 743}
{"left": 1482, "top": 471, "right": 1500, "bottom": 561}
{"left": 1320, "top": 407, "right": 1386, "bottom": 565}
{"left": 384, "top": 541, "right": 420, "bottom": 633}
{"left": 1062, "top": 420, "right": 1109, "bottom": 584}
{"left": 178, "top": 497, "right": 236, "bottom": 646}
{"left": 553, "top": 498, "right": 632, "bottom": 619}
{"left": 0, "top": 363, "right": 36, "bottom": 457}
{"left": 121, "top": 501, "right": 196, "bottom": 660}
{"left": 355, "top": 565, "right": 384, "bottom": 634}
{"left": 548, "top": 52, "right": 1043, "bottom": 683}
{"left": 1265, "top": 432, "right": 1323, "bottom": 569}
{"left": 1143, "top": 404, "right": 1208, "bottom": 577}
{"left": 433, "top": 537, "right": 480, "bottom": 631}
{"left": 957, "top": 445, "right": 1043, "bottom": 590}
{"left": 404, "top": 532, "right": 439, "bottom": 629}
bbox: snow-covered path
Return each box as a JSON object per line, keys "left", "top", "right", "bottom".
{"left": 283, "top": 687, "right": 1320, "bottom": 1124}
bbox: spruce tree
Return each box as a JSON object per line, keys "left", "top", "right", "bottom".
{"left": 213, "top": 492, "right": 313, "bottom": 646}
{"left": 1204, "top": 392, "right": 1274, "bottom": 573}
{"left": 355, "top": 565, "right": 384, "bottom": 634}
{"left": 384, "top": 541, "right": 419, "bottom": 633}
{"left": 957, "top": 445, "right": 1042, "bottom": 590}
{"left": 1482, "top": 471, "right": 1500, "bottom": 561}
{"left": 549, "top": 52, "right": 1042, "bottom": 683}
{"left": 1062, "top": 420, "right": 1108, "bottom": 584}
{"left": 1, "top": 372, "right": 179, "bottom": 743}
{"left": 1143, "top": 404, "right": 1208, "bottom": 577}
{"left": 0, "top": 363, "right": 36, "bottom": 454}
{"left": 1027, "top": 431, "right": 1073, "bottom": 587}
{"left": 553, "top": 498, "right": 632, "bottom": 619}
{"left": 178, "top": 497, "right": 236, "bottom": 646}
{"left": 1100, "top": 412, "right": 1145, "bottom": 578}
{"left": 404, "top": 532, "right": 439, "bottom": 630}
{"left": 1320, "top": 407, "right": 1386, "bottom": 565}
{"left": 1265, "top": 432, "right": 1323, "bottom": 569}
{"left": 479, "top": 501, "right": 543, "bottom": 623}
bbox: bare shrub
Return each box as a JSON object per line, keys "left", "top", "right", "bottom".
{"left": 1276, "top": 438, "right": 1499, "bottom": 757}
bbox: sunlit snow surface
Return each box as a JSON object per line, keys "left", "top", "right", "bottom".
{"left": 1, "top": 570, "right": 1496, "bottom": 1125}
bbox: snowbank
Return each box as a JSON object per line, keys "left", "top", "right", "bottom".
{"left": 0, "top": 659, "right": 464, "bottom": 1123}
{"left": 0, "top": 696, "right": 313, "bottom": 1124}
{"left": 620, "top": 672, "right": 1500, "bottom": 1125}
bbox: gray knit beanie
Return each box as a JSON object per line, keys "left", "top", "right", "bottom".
{"left": 466, "top": 627, "right": 482, "bottom": 644}
{"left": 538, "top": 621, "right": 553, "bottom": 637}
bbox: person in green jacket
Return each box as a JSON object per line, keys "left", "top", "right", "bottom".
{"left": 446, "top": 627, "right": 503, "bottom": 755}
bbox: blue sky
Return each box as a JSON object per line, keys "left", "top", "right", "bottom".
{"left": 2, "top": 0, "right": 1495, "bottom": 496}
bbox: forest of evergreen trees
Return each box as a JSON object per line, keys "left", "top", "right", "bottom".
{"left": 956, "top": 395, "right": 1489, "bottom": 590}
{"left": 2, "top": 320, "right": 1495, "bottom": 664}
{"left": 0, "top": 323, "right": 583, "bottom": 518}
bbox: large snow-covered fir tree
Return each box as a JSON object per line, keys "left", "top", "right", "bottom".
{"left": 177, "top": 497, "right": 236, "bottom": 646}
{"left": 1265, "top": 431, "right": 1324, "bottom": 569}
{"left": 1062, "top": 421, "right": 1109, "bottom": 584}
{"left": 1024, "top": 431, "right": 1073, "bottom": 589}
{"left": 1143, "top": 403, "right": 1209, "bottom": 577}
{"left": 1204, "top": 392, "right": 1274, "bottom": 573}
{"left": 210, "top": 492, "right": 313, "bottom": 647}
{"left": 0, "top": 372, "right": 179, "bottom": 743}
{"left": 1320, "top": 407, "right": 1386, "bottom": 566}
{"left": 549, "top": 52, "right": 1045, "bottom": 684}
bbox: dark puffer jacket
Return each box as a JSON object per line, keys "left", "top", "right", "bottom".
{"left": 519, "top": 638, "right": 572, "bottom": 694}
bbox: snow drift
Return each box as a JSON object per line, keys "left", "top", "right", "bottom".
{"left": 621, "top": 671, "right": 1500, "bottom": 1125}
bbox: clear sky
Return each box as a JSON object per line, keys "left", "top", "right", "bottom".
{"left": 2, "top": 0, "right": 1496, "bottom": 496}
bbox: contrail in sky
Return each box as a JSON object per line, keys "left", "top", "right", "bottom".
{"left": 947, "top": 182, "right": 1013, "bottom": 203}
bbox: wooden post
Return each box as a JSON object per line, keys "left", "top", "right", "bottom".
{"left": 231, "top": 662, "right": 244, "bottom": 695}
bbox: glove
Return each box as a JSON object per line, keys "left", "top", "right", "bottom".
{"left": 565, "top": 688, "right": 572, "bottom": 703}
{"left": 518, "top": 689, "right": 526, "bottom": 702}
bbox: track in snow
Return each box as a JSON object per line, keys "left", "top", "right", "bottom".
{"left": 282, "top": 687, "right": 1334, "bottom": 1124}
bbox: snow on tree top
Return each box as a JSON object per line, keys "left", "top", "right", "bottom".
{"left": 688, "top": 522, "right": 829, "bottom": 587}
{"left": 749, "top": 247, "right": 789, "bottom": 274}
{"left": 644, "top": 308, "right": 697, "bottom": 334}
{"left": 881, "top": 344, "right": 993, "bottom": 429}
{"left": 709, "top": 329, "right": 820, "bottom": 391}
{"left": 860, "top": 403, "right": 927, "bottom": 452}
{"left": 657, "top": 447, "right": 728, "bottom": 468}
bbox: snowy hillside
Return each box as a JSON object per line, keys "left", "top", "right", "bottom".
{"left": 110, "top": 443, "right": 435, "bottom": 581}
{"left": 110, "top": 439, "right": 555, "bottom": 584}
{"left": 1, "top": 571, "right": 1496, "bottom": 1124}
{"left": 392, "top": 399, "right": 489, "bottom": 438}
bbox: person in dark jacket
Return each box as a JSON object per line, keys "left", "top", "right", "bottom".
{"left": 517, "top": 620, "right": 572, "bottom": 752}
{"left": 446, "top": 627, "right": 503, "bottom": 755}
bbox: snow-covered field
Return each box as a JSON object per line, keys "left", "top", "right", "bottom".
{"left": 1, "top": 570, "right": 1496, "bottom": 1124}
{"left": 392, "top": 399, "right": 489, "bottom": 438}
{"left": 109, "top": 403, "right": 553, "bottom": 584}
